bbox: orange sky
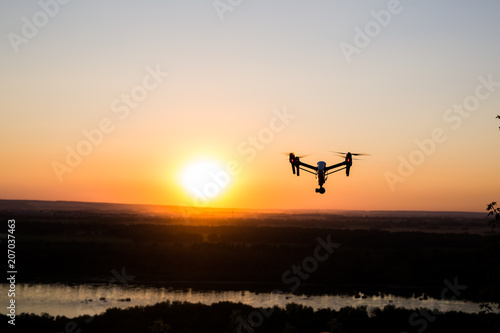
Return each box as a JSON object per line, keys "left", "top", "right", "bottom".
{"left": 1, "top": 1, "right": 499, "bottom": 212}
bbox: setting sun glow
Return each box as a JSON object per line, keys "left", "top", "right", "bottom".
{"left": 180, "top": 159, "right": 231, "bottom": 205}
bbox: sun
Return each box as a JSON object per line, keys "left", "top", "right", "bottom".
{"left": 180, "top": 158, "right": 231, "bottom": 204}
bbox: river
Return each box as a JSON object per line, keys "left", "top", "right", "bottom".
{"left": 2, "top": 283, "right": 481, "bottom": 318}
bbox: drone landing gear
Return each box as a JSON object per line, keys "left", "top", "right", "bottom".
{"left": 315, "top": 187, "right": 326, "bottom": 194}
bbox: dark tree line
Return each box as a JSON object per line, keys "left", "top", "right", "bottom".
{"left": 3, "top": 301, "right": 500, "bottom": 333}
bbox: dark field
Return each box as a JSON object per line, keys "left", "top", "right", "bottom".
{"left": 2, "top": 201, "right": 491, "bottom": 299}
{"left": 12, "top": 220, "right": 489, "bottom": 299}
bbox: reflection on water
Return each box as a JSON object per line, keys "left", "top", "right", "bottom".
{"left": 1, "top": 283, "right": 480, "bottom": 318}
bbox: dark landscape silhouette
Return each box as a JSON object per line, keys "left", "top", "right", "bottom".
{"left": 2, "top": 200, "right": 500, "bottom": 332}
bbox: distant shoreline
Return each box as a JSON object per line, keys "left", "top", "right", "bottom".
{"left": 0, "top": 199, "right": 486, "bottom": 217}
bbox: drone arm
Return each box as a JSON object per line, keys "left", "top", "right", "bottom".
{"left": 298, "top": 167, "right": 317, "bottom": 175}
{"left": 326, "top": 166, "right": 346, "bottom": 176}
{"left": 325, "top": 161, "right": 346, "bottom": 172}
{"left": 298, "top": 161, "right": 317, "bottom": 171}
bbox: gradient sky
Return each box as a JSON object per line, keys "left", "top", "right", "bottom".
{"left": 1, "top": 0, "right": 499, "bottom": 212}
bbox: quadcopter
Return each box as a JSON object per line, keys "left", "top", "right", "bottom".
{"left": 287, "top": 152, "right": 368, "bottom": 194}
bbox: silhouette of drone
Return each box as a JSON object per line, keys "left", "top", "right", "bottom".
{"left": 286, "top": 152, "right": 369, "bottom": 194}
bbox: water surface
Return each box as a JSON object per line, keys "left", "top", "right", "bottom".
{"left": 3, "top": 283, "right": 481, "bottom": 318}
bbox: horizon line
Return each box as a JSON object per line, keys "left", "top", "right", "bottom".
{"left": 0, "top": 198, "right": 488, "bottom": 215}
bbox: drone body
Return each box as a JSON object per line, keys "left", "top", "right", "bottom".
{"left": 288, "top": 152, "right": 366, "bottom": 194}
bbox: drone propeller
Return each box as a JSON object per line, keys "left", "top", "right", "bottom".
{"left": 282, "top": 152, "right": 309, "bottom": 177}
{"left": 330, "top": 151, "right": 370, "bottom": 177}
{"left": 330, "top": 151, "right": 371, "bottom": 157}
{"left": 281, "top": 152, "right": 310, "bottom": 159}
